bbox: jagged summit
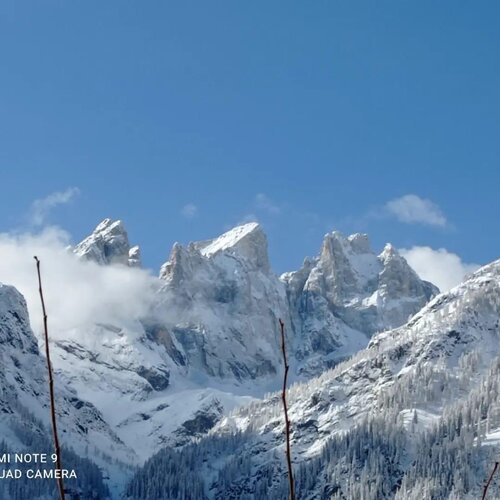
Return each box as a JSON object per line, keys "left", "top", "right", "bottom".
{"left": 192, "top": 222, "right": 269, "bottom": 273}
{"left": 284, "top": 230, "right": 439, "bottom": 346}
{"left": 159, "top": 222, "right": 269, "bottom": 282}
{"left": 319, "top": 230, "right": 380, "bottom": 291}
{"left": 379, "top": 242, "right": 400, "bottom": 261}
{"left": 74, "top": 219, "right": 438, "bottom": 378}
{"left": 198, "top": 222, "right": 261, "bottom": 256}
{"left": 155, "top": 222, "right": 286, "bottom": 382}
{"left": 73, "top": 218, "right": 141, "bottom": 267}
{"left": 347, "top": 232, "right": 371, "bottom": 253}
{"left": 128, "top": 245, "right": 141, "bottom": 268}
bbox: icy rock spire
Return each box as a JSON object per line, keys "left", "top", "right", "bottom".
{"left": 73, "top": 218, "right": 141, "bottom": 267}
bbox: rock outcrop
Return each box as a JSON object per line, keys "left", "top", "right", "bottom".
{"left": 72, "top": 218, "right": 141, "bottom": 267}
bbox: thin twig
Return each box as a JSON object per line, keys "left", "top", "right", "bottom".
{"left": 279, "top": 318, "right": 295, "bottom": 500}
{"left": 482, "top": 461, "right": 499, "bottom": 500}
{"left": 34, "top": 256, "right": 66, "bottom": 500}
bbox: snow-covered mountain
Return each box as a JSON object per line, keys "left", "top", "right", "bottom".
{"left": 155, "top": 222, "right": 289, "bottom": 382}
{"left": 283, "top": 231, "right": 437, "bottom": 374}
{"left": 71, "top": 219, "right": 437, "bottom": 381}
{"left": 0, "top": 219, "right": 446, "bottom": 498}
{"left": 127, "top": 259, "right": 500, "bottom": 499}
{"left": 59, "top": 221, "right": 438, "bottom": 459}
{"left": 0, "top": 283, "right": 127, "bottom": 498}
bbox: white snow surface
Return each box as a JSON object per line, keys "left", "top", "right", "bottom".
{"left": 483, "top": 428, "right": 500, "bottom": 447}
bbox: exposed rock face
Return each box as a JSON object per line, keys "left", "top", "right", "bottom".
{"left": 0, "top": 284, "right": 42, "bottom": 418}
{"left": 72, "top": 218, "right": 141, "bottom": 267}
{"left": 282, "top": 232, "right": 439, "bottom": 373}
{"left": 0, "top": 282, "right": 133, "bottom": 468}
{"left": 153, "top": 225, "right": 438, "bottom": 379}
{"left": 377, "top": 243, "right": 438, "bottom": 326}
{"left": 128, "top": 245, "right": 141, "bottom": 268}
{"left": 174, "top": 398, "right": 224, "bottom": 446}
{"left": 0, "top": 284, "right": 38, "bottom": 354}
{"left": 156, "top": 223, "right": 288, "bottom": 381}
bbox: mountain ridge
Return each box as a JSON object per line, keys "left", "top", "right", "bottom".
{"left": 1, "top": 218, "right": 477, "bottom": 499}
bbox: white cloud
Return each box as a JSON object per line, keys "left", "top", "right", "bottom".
{"left": 30, "top": 187, "right": 80, "bottom": 226}
{"left": 254, "top": 193, "right": 282, "bottom": 215}
{"left": 0, "top": 228, "right": 157, "bottom": 340}
{"left": 181, "top": 203, "right": 198, "bottom": 219}
{"left": 385, "top": 194, "right": 447, "bottom": 227}
{"left": 401, "top": 246, "right": 480, "bottom": 292}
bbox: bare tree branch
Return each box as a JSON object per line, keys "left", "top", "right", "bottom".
{"left": 482, "top": 461, "right": 499, "bottom": 500}
{"left": 34, "top": 256, "right": 66, "bottom": 500}
{"left": 279, "top": 318, "right": 295, "bottom": 500}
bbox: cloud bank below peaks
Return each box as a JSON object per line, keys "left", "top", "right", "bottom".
{"left": 0, "top": 227, "right": 157, "bottom": 341}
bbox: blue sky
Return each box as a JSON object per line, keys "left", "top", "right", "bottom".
{"left": 1, "top": 1, "right": 499, "bottom": 279}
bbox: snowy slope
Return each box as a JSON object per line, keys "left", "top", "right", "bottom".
{"left": 0, "top": 283, "right": 131, "bottom": 498}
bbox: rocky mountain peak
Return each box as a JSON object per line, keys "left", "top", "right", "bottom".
{"left": 159, "top": 241, "right": 202, "bottom": 284}
{"left": 128, "top": 245, "right": 141, "bottom": 268}
{"left": 378, "top": 243, "right": 439, "bottom": 305}
{"left": 379, "top": 242, "right": 401, "bottom": 262}
{"left": 315, "top": 231, "right": 380, "bottom": 299}
{"left": 159, "top": 223, "right": 270, "bottom": 284}
{"left": 95, "top": 217, "right": 121, "bottom": 233}
{"left": 198, "top": 222, "right": 270, "bottom": 271}
{"left": 285, "top": 230, "right": 439, "bottom": 344}
{"left": 347, "top": 232, "right": 371, "bottom": 254}
{"left": 73, "top": 218, "right": 141, "bottom": 267}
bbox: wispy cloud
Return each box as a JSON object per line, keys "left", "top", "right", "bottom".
{"left": 181, "top": 203, "right": 198, "bottom": 219}
{"left": 401, "top": 246, "right": 480, "bottom": 292}
{"left": 30, "top": 187, "right": 80, "bottom": 227}
{"left": 385, "top": 194, "right": 447, "bottom": 227}
{"left": 254, "top": 193, "right": 282, "bottom": 215}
